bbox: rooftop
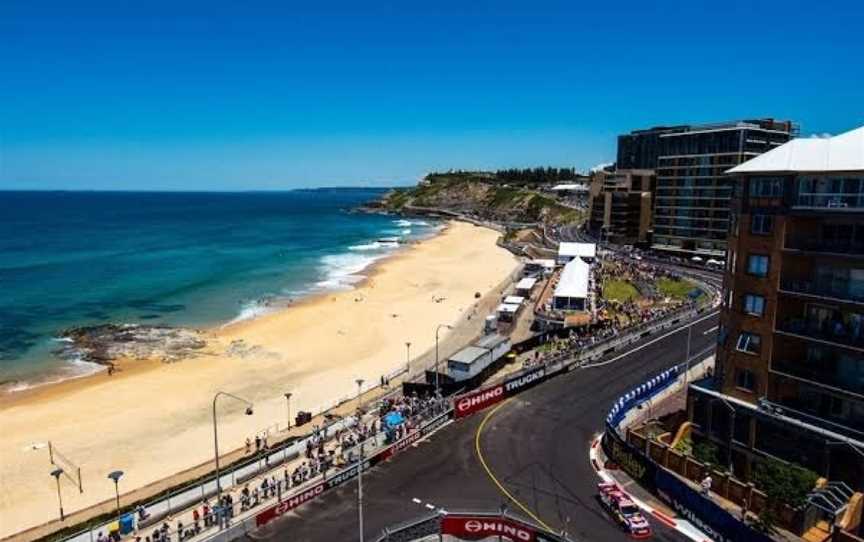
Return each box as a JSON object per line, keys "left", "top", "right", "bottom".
{"left": 553, "top": 258, "right": 590, "bottom": 299}
{"left": 728, "top": 126, "right": 864, "bottom": 174}
{"left": 558, "top": 242, "right": 596, "bottom": 259}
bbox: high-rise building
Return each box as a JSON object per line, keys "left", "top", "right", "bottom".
{"left": 587, "top": 168, "right": 655, "bottom": 245}
{"left": 687, "top": 126, "right": 864, "bottom": 488}
{"left": 617, "top": 119, "right": 797, "bottom": 257}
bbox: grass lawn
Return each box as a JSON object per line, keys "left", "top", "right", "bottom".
{"left": 602, "top": 279, "right": 639, "bottom": 302}
{"left": 658, "top": 277, "right": 697, "bottom": 299}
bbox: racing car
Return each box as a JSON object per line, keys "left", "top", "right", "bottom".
{"left": 597, "top": 482, "right": 652, "bottom": 538}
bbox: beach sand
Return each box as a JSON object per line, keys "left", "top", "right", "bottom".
{"left": 0, "top": 221, "right": 518, "bottom": 539}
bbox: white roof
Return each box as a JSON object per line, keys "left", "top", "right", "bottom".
{"left": 728, "top": 126, "right": 864, "bottom": 174}
{"left": 516, "top": 277, "right": 537, "bottom": 290}
{"left": 497, "top": 303, "right": 520, "bottom": 314}
{"left": 504, "top": 295, "right": 525, "bottom": 305}
{"left": 553, "top": 258, "right": 590, "bottom": 299}
{"left": 558, "top": 242, "right": 596, "bottom": 259}
{"left": 528, "top": 259, "right": 556, "bottom": 268}
{"left": 551, "top": 183, "right": 589, "bottom": 191}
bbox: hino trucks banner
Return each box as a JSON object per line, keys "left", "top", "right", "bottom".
{"left": 453, "top": 365, "right": 555, "bottom": 419}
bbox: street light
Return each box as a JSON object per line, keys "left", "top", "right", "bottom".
{"left": 683, "top": 322, "right": 693, "bottom": 387}
{"left": 107, "top": 470, "right": 124, "bottom": 518}
{"left": 50, "top": 467, "right": 65, "bottom": 521}
{"left": 405, "top": 342, "right": 411, "bottom": 374}
{"left": 212, "top": 391, "right": 254, "bottom": 500}
{"left": 355, "top": 378, "right": 365, "bottom": 542}
{"left": 284, "top": 392, "right": 293, "bottom": 431}
{"left": 434, "top": 324, "right": 454, "bottom": 397}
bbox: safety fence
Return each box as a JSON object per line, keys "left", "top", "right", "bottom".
{"left": 199, "top": 407, "right": 455, "bottom": 542}
{"left": 601, "top": 367, "right": 776, "bottom": 542}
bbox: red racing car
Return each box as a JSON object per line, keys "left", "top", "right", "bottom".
{"left": 597, "top": 482, "right": 652, "bottom": 539}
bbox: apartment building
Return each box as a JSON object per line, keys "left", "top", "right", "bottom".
{"left": 687, "top": 126, "right": 864, "bottom": 488}
{"left": 617, "top": 119, "right": 796, "bottom": 257}
{"left": 587, "top": 168, "right": 655, "bottom": 245}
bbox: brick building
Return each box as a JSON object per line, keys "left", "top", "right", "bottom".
{"left": 587, "top": 168, "right": 655, "bottom": 245}
{"left": 687, "top": 126, "right": 864, "bottom": 489}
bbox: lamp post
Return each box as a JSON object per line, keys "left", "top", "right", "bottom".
{"left": 107, "top": 470, "right": 124, "bottom": 519}
{"left": 683, "top": 322, "right": 693, "bottom": 387}
{"left": 212, "top": 392, "right": 254, "bottom": 501}
{"left": 50, "top": 467, "right": 65, "bottom": 521}
{"left": 284, "top": 392, "right": 293, "bottom": 431}
{"left": 434, "top": 324, "right": 453, "bottom": 397}
{"left": 405, "top": 342, "right": 411, "bottom": 374}
{"left": 355, "top": 378, "right": 365, "bottom": 542}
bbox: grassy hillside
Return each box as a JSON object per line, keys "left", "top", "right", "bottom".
{"left": 378, "top": 173, "right": 584, "bottom": 225}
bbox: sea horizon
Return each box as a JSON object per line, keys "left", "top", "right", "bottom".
{"left": 0, "top": 188, "right": 436, "bottom": 391}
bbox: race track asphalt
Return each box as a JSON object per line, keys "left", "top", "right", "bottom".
{"left": 252, "top": 312, "right": 719, "bottom": 542}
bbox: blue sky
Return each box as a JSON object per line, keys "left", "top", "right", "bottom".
{"left": 1, "top": 1, "right": 862, "bottom": 191}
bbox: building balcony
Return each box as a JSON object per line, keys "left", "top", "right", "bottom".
{"left": 780, "top": 279, "right": 864, "bottom": 305}
{"left": 794, "top": 193, "right": 864, "bottom": 210}
{"left": 772, "top": 356, "right": 864, "bottom": 399}
{"left": 776, "top": 317, "right": 864, "bottom": 353}
{"left": 784, "top": 234, "right": 864, "bottom": 257}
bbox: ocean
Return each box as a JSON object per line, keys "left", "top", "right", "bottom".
{"left": 0, "top": 189, "right": 435, "bottom": 390}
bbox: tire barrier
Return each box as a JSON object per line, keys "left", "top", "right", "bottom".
{"left": 605, "top": 365, "right": 681, "bottom": 429}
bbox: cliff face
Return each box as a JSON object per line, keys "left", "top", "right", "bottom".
{"left": 377, "top": 175, "right": 584, "bottom": 225}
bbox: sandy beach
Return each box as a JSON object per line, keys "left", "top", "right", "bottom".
{"left": 0, "top": 221, "right": 518, "bottom": 539}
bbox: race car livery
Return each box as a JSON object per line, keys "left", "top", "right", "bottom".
{"left": 598, "top": 482, "right": 652, "bottom": 539}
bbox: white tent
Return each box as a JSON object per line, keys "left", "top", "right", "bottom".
{"left": 553, "top": 258, "right": 590, "bottom": 311}
{"left": 504, "top": 295, "right": 525, "bottom": 305}
{"left": 557, "top": 242, "right": 596, "bottom": 264}
{"left": 497, "top": 303, "right": 520, "bottom": 314}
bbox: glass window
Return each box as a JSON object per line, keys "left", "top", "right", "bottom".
{"left": 743, "top": 294, "right": 765, "bottom": 316}
{"left": 736, "top": 332, "right": 761, "bottom": 354}
{"left": 751, "top": 214, "right": 773, "bottom": 235}
{"left": 735, "top": 368, "right": 756, "bottom": 391}
{"left": 747, "top": 254, "right": 769, "bottom": 277}
{"left": 750, "top": 177, "right": 783, "bottom": 197}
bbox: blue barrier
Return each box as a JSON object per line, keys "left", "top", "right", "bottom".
{"left": 606, "top": 365, "right": 681, "bottom": 428}
{"left": 604, "top": 365, "right": 777, "bottom": 542}
{"left": 655, "top": 469, "right": 774, "bottom": 542}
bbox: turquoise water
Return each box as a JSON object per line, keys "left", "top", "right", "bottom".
{"left": 0, "top": 189, "right": 434, "bottom": 388}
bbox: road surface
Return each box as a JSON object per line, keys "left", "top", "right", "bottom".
{"left": 252, "top": 312, "right": 719, "bottom": 542}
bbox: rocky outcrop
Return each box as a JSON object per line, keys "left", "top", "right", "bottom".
{"left": 57, "top": 324, "right": 207, "bottom": 365}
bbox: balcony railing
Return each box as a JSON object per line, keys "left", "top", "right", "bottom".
{"left": 784, "top": 234, "right": 864, "bottom": 256}
{"left": 780, "top": 279, "right": 864, "bottom": 304}
{"left": 776, "top": 317, "right": 864, "bottom": 351}
{"left": 795, "top": 193, "right": 864, "bottom": 210}
{"left": 772, "top": 358, "right": 864, "bottom": 398}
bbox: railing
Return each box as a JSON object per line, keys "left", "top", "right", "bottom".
{"left": 795, "top": 193, "right": 864, "bottom": 210}
{"left": 784, "top": 234, "right": 864, "bottom": 256}
{"left": 779, "top": 279, "right": 864, "bottom": 304}
{"left": 776, "top": 318, "right": 864, "bottom": 351}
{"left": 771, "top": 359, "right": 864, "bottom": 399}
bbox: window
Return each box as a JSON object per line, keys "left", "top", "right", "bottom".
{"left": 751, "top": 214, "right": 773, "bottom": 235}
{"left": 747, "top": 254, "right": 769, "bottom": 277}
{"left": 735, "top": 368, "right": 757, "bottom": 391}
{"left": 750, "top": 177, "right": 783, "bottom": 197}
{"left": 736, "top": 332, "right": 761, "bottom": 354}
{"left": 743, "top": 294, "right": 765, "bottom": 316}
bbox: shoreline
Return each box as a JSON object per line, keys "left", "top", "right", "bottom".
{"left": 0, "top": 222, "right": 440, "bottom": 400}
{"left": 0, "top": 220, "right": 519, "bottom": 538}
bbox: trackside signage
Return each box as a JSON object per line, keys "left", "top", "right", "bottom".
{"left": 441, "top": 516, "right": 537, "bottom": 541}
{"left": 454, "top": 366, "right": 556, "bottom": 419}
{"left": 255, "top": 410, "right": 452, "bottom": 528}
{"left": 455, "top": 384, "right": 505, "bottom": 418}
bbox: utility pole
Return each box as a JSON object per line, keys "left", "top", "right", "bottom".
{"left": 355, "top": 378, "right": 365, "bottom": 542}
